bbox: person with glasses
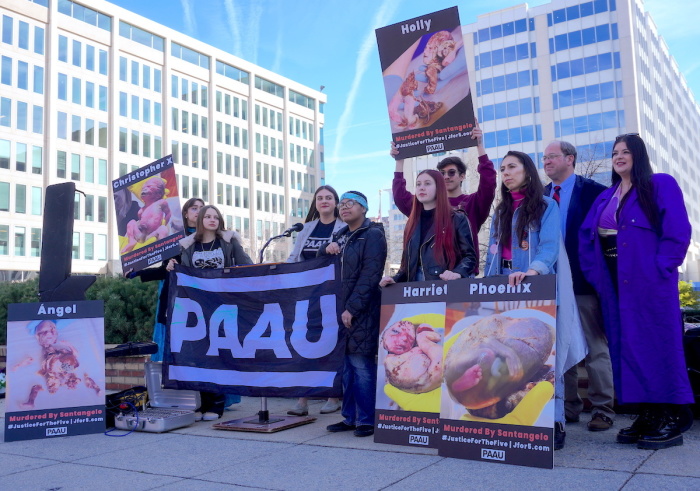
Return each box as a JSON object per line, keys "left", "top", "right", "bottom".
{"left": 286, "top": 185, "right": 345, "bottom": 417}
{"left": 391, "top": 120, "right": 496, "bottom": 274}
{"left": 579, "top": 133, "right": 693, "bottom": 450}
{"left": 320, "top": 191, "right": 387, "bottom": 437}
{"left": 542, "top": 141, "right": 615, "bottom": 434}
{"left": 484, "top": 151, "right": 586, "bottom": 450}
{"left": 379, "top": 169, "right": 475, "bottom": 286}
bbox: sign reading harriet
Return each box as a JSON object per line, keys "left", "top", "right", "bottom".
{"left": 376, "top": 6, "right": 476, "bottom": 159}
{"left": 163, "top": 256, "right": 345, "bottom": 397}
{"left": 376, "top": 276, "right": 557, "bottom": 469}
{"left": 112, "top": 155, "right": 183, "bottom": 273}
{"left": 4, "top": 301, "right": 106, "bottom": 442}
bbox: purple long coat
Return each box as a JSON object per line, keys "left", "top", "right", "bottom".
{"left": 579, "top": 174, "right": 693, "bottom": 405}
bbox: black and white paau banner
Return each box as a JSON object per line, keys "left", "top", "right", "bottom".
{"left": 163, "top": 255, "right": 345, "bottom": 397}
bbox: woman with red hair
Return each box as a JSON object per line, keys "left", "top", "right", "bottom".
{"left": 380, "top": 169, "right": 476, "bottom": 285}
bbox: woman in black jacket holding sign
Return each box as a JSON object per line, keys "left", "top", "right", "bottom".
{"left": 380, "top": 169, "right": 475, "bottom": 286}
{"left": 320, "top": 191, "right": 387, "bottom": 438}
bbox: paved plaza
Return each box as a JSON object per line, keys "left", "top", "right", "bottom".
{"left": 1, "top": 396, "right": 699, "bottom": 490}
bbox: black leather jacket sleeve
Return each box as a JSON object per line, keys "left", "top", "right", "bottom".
{"left": 451, "top": 212, "right": 476, "bottom": 277}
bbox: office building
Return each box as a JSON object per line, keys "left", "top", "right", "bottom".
{"left": 400, "top": 0, "right": 700, "bottom": 278}
{"left": 0, "top": 0, "right": 326, "bottom": 278}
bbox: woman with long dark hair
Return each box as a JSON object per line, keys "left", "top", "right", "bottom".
{"left": 484, "top": 151, "right": 558, "bottom": 283}
{"left": 167, "top": 204, "right": 252, "bottom": 420}
{"left": 579, "top": 133, "right": 692, "bottom": 450}
{"left": 287, "top": 185, "right": 345, "bottom": 416}
{"left": 380, "top": 169, "right": 476, "bottom": 285}
{"left": 483, "top": 151, "right": 586, "bottom": 451}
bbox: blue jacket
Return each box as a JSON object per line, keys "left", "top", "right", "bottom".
{"left": 545, "top": 175, "right": 606, "bottom": 295}
{"left": 484, "top": 197, "right": 560, "bottom": 276}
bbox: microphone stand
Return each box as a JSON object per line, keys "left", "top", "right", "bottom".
{"left": 214, "top": 228, "right": 316, "bottom": 433}
{"left": 258, "top": 231, "right": 291, "bottom": 264}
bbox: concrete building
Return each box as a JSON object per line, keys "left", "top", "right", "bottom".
{"left": 0, "top": 0, "right": 326, "bottom": 279}
{"left": 400, "top": 0, "right": 700, "bottom": 279}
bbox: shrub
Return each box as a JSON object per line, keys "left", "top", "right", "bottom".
{"left": 679, "top": 280, "right": 700, "bottom": 309}
{"left": 0, "top": 276, "right": 159, "bottom": 345}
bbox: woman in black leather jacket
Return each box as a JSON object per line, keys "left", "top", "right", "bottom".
{"left": 381, "top": 169, "right": 476, "bottom": 285}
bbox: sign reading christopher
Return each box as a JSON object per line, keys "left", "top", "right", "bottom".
{"left": 376, "top": 276, "right": 557, "bottom": 469}
{"left": 112, "top": 155, "right": 183, "bottom": 273}
{"left": 376, "top": 6, "right": 476, "bottom": 159}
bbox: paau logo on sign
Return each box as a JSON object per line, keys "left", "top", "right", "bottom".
{"left": 46, "top": 427, "right": 68, "bottom": 436}
{"left": 408, "top": 434, "right": 429, "bottom": 445}
{"left": 481, "top": 448, "right": 505, "bottom": 461}
{"left": 426, "top": 143, "right": 444, "bottom": 153}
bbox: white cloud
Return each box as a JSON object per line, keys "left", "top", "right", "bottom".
{"left": 329, "top": 0, "right": 400, "bottom": 164}
{"left": 222, "top": 0, "right": 242, "bottom": 56}
{"left": 271, "top": 26, "right": 283, "bottom": 74}
{"left": 179, "top": 0, "right": 197, "bottom": 36}
{"left": 246, "top": 2, "right": 264, "bottom": 65}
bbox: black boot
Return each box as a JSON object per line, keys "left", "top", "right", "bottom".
{"left": 616, "top": 404, "right": 655, "bottom": 444}
{"left": 637, "top": 404, "right": 683, "bottom": 450}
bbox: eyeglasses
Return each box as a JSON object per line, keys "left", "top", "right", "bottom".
{"left": 439, "top": 169, "right": 459, "bottom": 177}
{"left": 337, "top": 199, "right": 357, "bottom": 210}
{"left": 615, "top": 132, "right": 640, "bottom": 140}
{"left": 541, "top": 153, "right": 564, "bottom": 162}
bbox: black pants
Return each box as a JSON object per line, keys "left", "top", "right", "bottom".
{"left": 199, "top": 391, "right": 225, "bottom": 416}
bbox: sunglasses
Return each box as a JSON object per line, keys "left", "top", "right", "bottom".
{"left": 439, "top": 169, "right": 460, "bottom": 177}
{"left": 615, "top": 132, "right": 640, "bottom": 140}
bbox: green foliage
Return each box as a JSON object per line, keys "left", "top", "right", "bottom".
{"left": 679, "top": 280, "right": 700, "bottom": 309}
{"left": 0, "top": 279, "right": 40, "bottom": 344}
{"left": 86, "top": 276, "right": 159, "bottom": 344}
{"left": 0, "top": 276, "right": 159, "bottom": 345}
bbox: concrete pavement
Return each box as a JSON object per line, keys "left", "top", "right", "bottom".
{"left": 1, "top": 396, "right": 699, "bottom": 490}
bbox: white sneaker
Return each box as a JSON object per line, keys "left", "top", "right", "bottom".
{"left": 193, "top": 411, "right": 203, "bottom": 421}
{"left": 287, "top": 402, "right": 309, "bottom": 416}
{"left": 202, "top": 412, "right": 221, "bottom": 421}
{"left": 320, "top": 400, "right": 341, "bottom": 414}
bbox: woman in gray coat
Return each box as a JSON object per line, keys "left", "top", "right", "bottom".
{"left": 287, "top": 185, "right": 345, "bottom": 416}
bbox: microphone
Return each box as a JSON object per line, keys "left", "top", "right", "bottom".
{"left": 282, "top": 223, "right": 304, "bottom": 237}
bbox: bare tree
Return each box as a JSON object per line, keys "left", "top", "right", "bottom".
{"left": 576, "top": 141, "right": 611, "bottom": 186}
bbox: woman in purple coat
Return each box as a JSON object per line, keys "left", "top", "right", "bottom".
{"left": 579, "top": 133, "right": 692, "bottom": 450}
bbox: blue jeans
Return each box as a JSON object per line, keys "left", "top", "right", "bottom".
{"left": 555, "top": 372, "right": 565, "bottom": 425}
{"left": 341, "top": 354, "right": 377, "bottom": 427}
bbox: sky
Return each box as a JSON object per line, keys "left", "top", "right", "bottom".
{"left": 110, "top": 0, "right": 700, "bottom": 217}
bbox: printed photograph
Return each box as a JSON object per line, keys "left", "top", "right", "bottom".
{"left": 440, "top": 300, "right": 557, "bottom": 427}
{"left": 5, "top": 317, "right": 105, "bottom": 413}
{"left": 376, "top": 302, "right": 445, "bottom": 413}
{"left": 383, "top": 26, "right": 468, "bottom": 133}
{"left": 115, "top": 165, "right": 181, "bottom": 255}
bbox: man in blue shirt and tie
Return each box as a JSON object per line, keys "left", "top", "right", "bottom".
{"left": 544, "top": 140, "right": 615, "bottom": 436}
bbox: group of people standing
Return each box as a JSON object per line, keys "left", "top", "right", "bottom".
{"left": 130, "top": 125, "right": 692, "bottom": 450}
{"left": 318, "top": 126, "right": 692, "bottom": 450}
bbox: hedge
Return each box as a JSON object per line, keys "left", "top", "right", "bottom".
{"left": 0, "top": 276, "right": 158, "bottom": 345}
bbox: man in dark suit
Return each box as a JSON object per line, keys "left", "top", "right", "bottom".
{"left": 544, "top": 140, "right": 615, "bottom": 436}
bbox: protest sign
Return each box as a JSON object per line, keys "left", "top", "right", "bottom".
{"left": 376, "top": 276, "right": 557, "bottom": 469}
{"left": 377, "top": 6, "right": 476, "bottom": 159}
{"left": 4, "top": 301, "right": 105, "bottom": 442}
{"left": 163, "top": 255, "right": 345, "bottom": 398}
{"left": 112, "top": 155, "right": 183, "bottom": 273}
